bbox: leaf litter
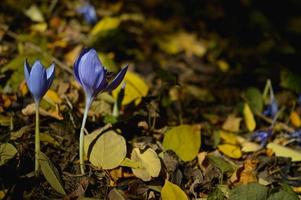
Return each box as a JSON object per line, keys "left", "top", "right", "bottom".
{"left": 0, "top": 0, "right": 301, "bottom": 199}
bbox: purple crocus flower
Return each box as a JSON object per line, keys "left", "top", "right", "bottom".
{"left": 77, "top": 2, "right": 97, "bottom": 25}
{"left": 74, "top": 48, "right": 128, "bottom": 102}
{"left": 263, "top": 98, "right": 278, "bottom": 118}
{"left": 74, "top": 48, "right": 127, "bottom": 174}
{"left": 24, "top": 60, "right": 55, "bottom": 103}
{"left": 251, "top": 130, "right": 272, "bottom": 146}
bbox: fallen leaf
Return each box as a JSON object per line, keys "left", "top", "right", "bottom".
{"left": 39, "top": 152, "right": 66, "bottom": 195}
{"left": 24, "top": 5, "right": 44, "bottom": 22}
{"left": 267, "top": 142, "right": 301, "bottom": 162}
{"left": 238, "top": 159, "right": 258, "bottom": 185}
{"left": 245, "top": 87, "right": 263, "bottom": 114}
{"left": 217, "top": 60, "right": 230, "bottom": 72}
{"left": 131, "top": 148, "right": 161, "bottom": 181}
{"left": 218, "top": 144, "right": 242, "bottom": 159}
{"left": 236, "top": 136, "right": 261, "bottom": 153}
{"left": 222, "top": 114, "right": 241, "bottom": 132}
{"left": 40, "top": 133, "right": 60, "bottom": 147}
{"left": 207, "top": 155, "right": 234, "bottom": 173}
{"left": 157, "top": 31, "right": 207, "bottom": 57}
{"left": 163, "top": 124, "right": 201, "bottom": 161}
{"left": 243, "top": 103, "right": 256, "bottom": 132}
{"left": 0, "top": 115, "right": 11, "bottom": 126}
{"left": 0, "top": 143, "right": 17, "bottom": 166}
{"left": 161, "top": 179, "right": 188, "bottom": 200}
{"left": 112, "top": 71, "right": 149, "bottom": 105}
{"left": 44, "top": 90, "right": 62, "bottom": 106}
{"left": 22, "top": 103, "right": 63, "bottom": 120}
{"left": 219, "top": 130, "right": 238, "bottom": 145}
{"left": 84, "top": 128, "right": 127, "bottom": 169}
{"left": 90, "top": 17, "right": 121, "bottom": 36}
{"left": 229, "top": 183, "right": 268, "bottom": 200}
{"left": 290, "top": 111, "right": 301, "bottom": 127}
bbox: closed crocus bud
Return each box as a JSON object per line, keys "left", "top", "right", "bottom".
{"left": 74, "top": 48, "right": 128, "bottom": 102}
{"left": 24, "top": 60, "right": 55, "bottom": 103}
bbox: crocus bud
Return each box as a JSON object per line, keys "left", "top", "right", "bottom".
{"left": 74, "top": 48, "right": 128, "bottom": 101}
{"left": 24, "top": 60, "right": 55, "bottom": 103}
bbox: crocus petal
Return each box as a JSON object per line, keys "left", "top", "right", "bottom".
{"left": 24, "top": 59, "right": 31, "bottom": 84}
{"left": 74, "top": 48, "right": 90, "bottom": 85}
{"left": 106, "top": 65, "right": 128, "bottom": 92}
{"left": 28, "top": 60, "right": 48, "bottom": 101}
{"left": 78, "top": 49, "right": 105, "bottom": 97}
{"left": 46, "top": 63, "right": 55, "bottom": 90}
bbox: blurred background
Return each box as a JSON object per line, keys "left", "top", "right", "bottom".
{"left": 1, "top": 0, "right": 301, "bottom": 93}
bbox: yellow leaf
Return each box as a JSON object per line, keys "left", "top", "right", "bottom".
{"left": 30, "top": 22, "right": 47, "bottom": 32}
{"left": 84, "top": 126, "right": 126, "bottom": 169}
{"left": 64, "top": 45, "right": 82, "bottom": 66}
{"left": 0, "top": 190, "right": 7, "bottom": 199}
{"left": 112, "top": 71, "right": 149, "bottom": 105}
{"left": 218, "top": 144, "right": 242, "bottom": 159}
{"left": 0, "top": 143, "right": 17, "bottom": 166}
{"left": 290, "top": 111, "right": 301, "bottom": 127}
{"left": 219, "top": 130, "right": 238, "bottom": 145}
{"left": 217, "top": 60, "right": 230, "bottom": 72}
{"left": 131, "top": 148, "right": 161, "bottom": 181}
{"left": 267, "top": 142, "right": 301, "bottom": 162}
{"left": 158, "top": 31, "right": 207, "bottom": 57}
{"left": 236, "top": 136, "right": 261, "bottom": 153}
{"left": 243, "top": 103, "right": 256, "bottom": 132}
{"left": 19, "top": 81, "right": 28, "bottom": 96}
{"left": 222, "top": 114, "right": 241, "bottom": 132}
{"left": 24, "top": 5, "right": 44, "bottom": 22}
{"left": 90, "top": 17, "right": 121, "bottom": 36}
{"left": 162, "top": 124, "right": 201, "bottom": 161}
{"left": 43, "top": 90, "right": 62, "bottom": 106}
{"left": 161, "top": 180, "right": 188, "bottom": 200}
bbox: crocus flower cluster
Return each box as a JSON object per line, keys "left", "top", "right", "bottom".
{"left": 74, "top": 48, "right": 128, "bottom": 174}
{"left": 77, "top": 1, "right": 97, "bottom": 25}
{"left": 24, "top": 48, "right": 127, "bottom": 175}
{"left": 24, "top": 60, "right": 55, "bottom": 172}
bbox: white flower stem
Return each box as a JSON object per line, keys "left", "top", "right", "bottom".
{"left": 79, "top": 97, "right": 92, "bottom": 175}
{"left": 35, "top": 102, "right": 40, "bottom": 174}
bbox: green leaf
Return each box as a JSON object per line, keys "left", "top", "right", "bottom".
{"left": 280, "top": 70, "right": 301, "bottom": 93}
{"left": 0, "top": 143, "right": 17, "bottom": 166}
{"left": 39, "top": 152, "right": 66, "bottom": 195}
{"left": 245, "top": 87, "right": 263, "bottom": 114}
{"left": 207, "top": 155, "right": 234, "bottom": 173}
{"left": 161, "top": 180, "right": 188, "bottom": 200}
{"left": 229, "top": 183, "right": 267, "bottom": 200}
{"left": 163, "top": 125, "right": 201, "bottom": 161}
{"left": 208, "top": 185, "right": 230, "bottom": 200}
{"left": 267, "top": 190, "right": 299, "bottom": 200}
{"left": 85, "top": 129, "right": 127, "bottom": 169}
